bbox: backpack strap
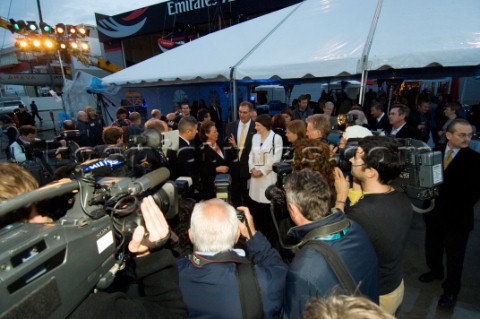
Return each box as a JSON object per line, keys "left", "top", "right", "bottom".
{"left": 236, "top": 262, "right": 265, "bottom": 319}
{"left": 189, "top": 251, "right": 265, "bottom": 318}
{"left": 303, "top": 240, "right": 359, "bottom": 295}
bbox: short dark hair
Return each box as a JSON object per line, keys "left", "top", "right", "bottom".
{"left": 199, "top": 121, "right": 216, "bottom": 142}
{"left": 115, "top": 106, "right": 128, "bottom": 118}
{"left": 255, "top": 114, "right": 272, "bottom": 131}
{"left": 178, "top": 116, "right": 198, "bottom": 133}
{"left": 239, "top": 101, "right": 253, "bottom": 111}
{"left": 306, "top": 114, "right": 330, "bottom": 138}
{"left": 390, "top": 104, "right": 410, "bottom": 118}
{"left": 446, "top": 118, "right": 472, "bottom": 133}
{"left": 358, "top": 136, "right": 404, "bottom": 184}
{"left": 19, "top": 125, "right": 36, "bottom": 136}
{"left": 284, "top": 169, "right": 332, "bottom": 221}
{"left": 370, "top": 101, "right": 384, "bottom": 112}
{"left": 102, "top": 126, "right": 124, "bottom": 144}
{"left": 445, "top": 102, "right": 462, "bottom": 115}
{"left": 197, "top": 108, "right": 211, "bottom": 122}
{"left": 272, "top": 114, "right": 286, "bottom": 130}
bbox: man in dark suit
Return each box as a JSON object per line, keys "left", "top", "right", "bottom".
{"left": 171, "top": 116, "right": 199, "bottom": 199}
{"left": 208, "top": 99, "right": 223, "bottom": 141}
{"left": 419, "top": 118, "right": 480, "bottom": 308}
{"left": 387, "top": 104, "right": 416, "bottom": 139}
{"left": 409, "top": 97, "right": 432, "bottom": 142}
{"left": 225, "top": 101, "right": 256, "bottom": 207}
{"left": 369, "top": 102, "right": 391, "bottom": 133}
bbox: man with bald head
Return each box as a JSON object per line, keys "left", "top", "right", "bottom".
{"left": 177, "top": 199, "right": 287, "bottom": 319}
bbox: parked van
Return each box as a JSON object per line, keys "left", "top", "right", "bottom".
{"left": 0, "top": 97, "right": 25, "bottom": 114}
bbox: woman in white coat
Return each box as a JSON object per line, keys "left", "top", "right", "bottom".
{"left": 248, "top": 114, "right": 283, "bottom": 245}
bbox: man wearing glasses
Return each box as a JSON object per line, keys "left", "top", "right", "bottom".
{"left": 334, "top": 136, "right": 413, "bottom": 315}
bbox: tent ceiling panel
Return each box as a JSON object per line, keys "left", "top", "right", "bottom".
{"left": 102, "top": 4, "right": 299, "bottom": 86}
{"left": 369, "top": 0, "right": 480, "bottom": 70}
{"left": 234, "top": 0, "right": 378, "bottom": 80}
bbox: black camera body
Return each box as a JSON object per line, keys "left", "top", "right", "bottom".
{"left": 0, "top": 165, "right": 177, "bottom": 318}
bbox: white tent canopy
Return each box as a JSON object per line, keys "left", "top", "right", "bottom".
{"left": 368, "top": 0, "right": 480, "bottom": 70}
{"left": 101, "top": 4, "right": 299, "bottom": 86}
{"left": 102, "top": 0, "right": 480, "bottom": 87}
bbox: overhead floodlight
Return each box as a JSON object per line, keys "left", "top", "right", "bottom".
{"left": 10, "top": 19, "right": 27, "bottom": 32}
{"left": 79, "top": 41, "right": 90, "bottom": 51}
{"left": 67, "top": 25, "right": 76, "bottom": 35}
{"left": 76, "top": 25, "right": 89, "bottom": 37}
{"left": 15, "top": 38, "right": 30, "bottom": 49}
{"left": 26, "top": 21, "right": 38, "bottom": 32}
{"left": 44, "top": 37, "right": 56, "bottom": 49}
{"left": 40, "top": 22, "right": 53, "bottom": 34}
{"left": 55, "top": 23, "right": 65, "bottom": 35}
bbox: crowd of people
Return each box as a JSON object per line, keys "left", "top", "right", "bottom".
{"left": 1, "top": 88, "right": 479, "bottom": 318}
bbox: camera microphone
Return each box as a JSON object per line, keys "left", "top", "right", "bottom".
{"left": 128, "top": 167, "right": 170, "bottom": 195}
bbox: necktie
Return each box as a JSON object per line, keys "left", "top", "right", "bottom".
{"left": 238, "top": 124, "right": 247, "bottom": 159}
{"left": 443, "top": 149, "right": 454, "bottom": 170}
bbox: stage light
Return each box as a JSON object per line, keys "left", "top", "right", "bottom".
{"left": 10, "top": 19, "right": 27, "bottom": 32}
{"left": 32, "top": 38, "right": 42, "bottom": 49}
{"left": 70, "top": 41, "right": 79, "bottom": 49}
{"left": 40, "top": 22, "right": 53, "bottom": 34}
{"left": 67, "top": 25, "right": 76, "bottom": 35}
{"left": 26, "top": 21, "right": 38, "bottom": 32}
{"left": 15, "top": 38, "right": 30, "bottom": 49}
{"left": 44, "top": 38, "right": 56, "bottom": 49}
{"left": 59, "top": 42, "right": 67, "bottom": 50}
{"left": 55, "top": 23, "right": 65, "bottom": 34}
{"left": 76, "top": 25, "right": 89, "bottom": 37}
{"left": 79, "top": 41, "right": 89, "bottom": 51}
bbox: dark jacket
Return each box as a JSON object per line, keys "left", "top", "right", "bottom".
{"left": 169, "top": 137, "right": 199, "bottom": 198}
{"left": 434, "top": 146, "right": 480, "bottom": 231}
{"left": 198, "top": 142, "right": 232, "bottom": 200}
{"left": 88, "top": 118, "right": 105, "bottom": 146}
{"left": 389, "top": 123, "right": 417, "bottom": 139}
{"left": 224, "top": 120, "right": 256, "bottom": 179}
{"left": 284, "top": 212, "right": 379, "bottom": 319}
{"left": 370, "top": 113, "right": 391, "bottom": 133}
{"left": 70, "top": 249, "right": 188, "bottom": 319}
{"left": 177, "top": 232, "right": 288, "bottom": 319}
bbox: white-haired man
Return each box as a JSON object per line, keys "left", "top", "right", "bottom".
{"left": 177, "top": 199, "right": 287, "bottom": 318}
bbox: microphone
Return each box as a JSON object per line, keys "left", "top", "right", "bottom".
{"left": 128, "top": 167, "right": 170, "bottom": 195}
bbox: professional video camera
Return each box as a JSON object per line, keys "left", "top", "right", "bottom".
{"left": 0, "top": 166, "right": 178, "bottom": 318}
{"left": 390, "top": 138, "right": 443, "bottom": 209}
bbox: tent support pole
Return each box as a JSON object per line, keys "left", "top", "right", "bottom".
{"left": 230, "top": 67, "right": 238, "bottom": 121}
{"left": 358, "top": 0, "right": 383, "bottom": 106}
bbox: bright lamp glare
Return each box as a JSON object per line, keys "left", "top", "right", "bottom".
{"left": 32, "top": 39, "right": 41, "bottom": 47}
{"left": 45, "top": 39, "right": 54, "bottom": 48}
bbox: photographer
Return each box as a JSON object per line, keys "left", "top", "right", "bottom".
{"left": 334, "top": 136, "right": 413, "bottom": 315}
{"left": 177, "top": 199, "right": 287, "bottom": 318}
{"left": 283, "top": 169, "right": 379, "bottom": 319}
{"left": 69, "top": 196, "right": 188, "bottom": 319}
